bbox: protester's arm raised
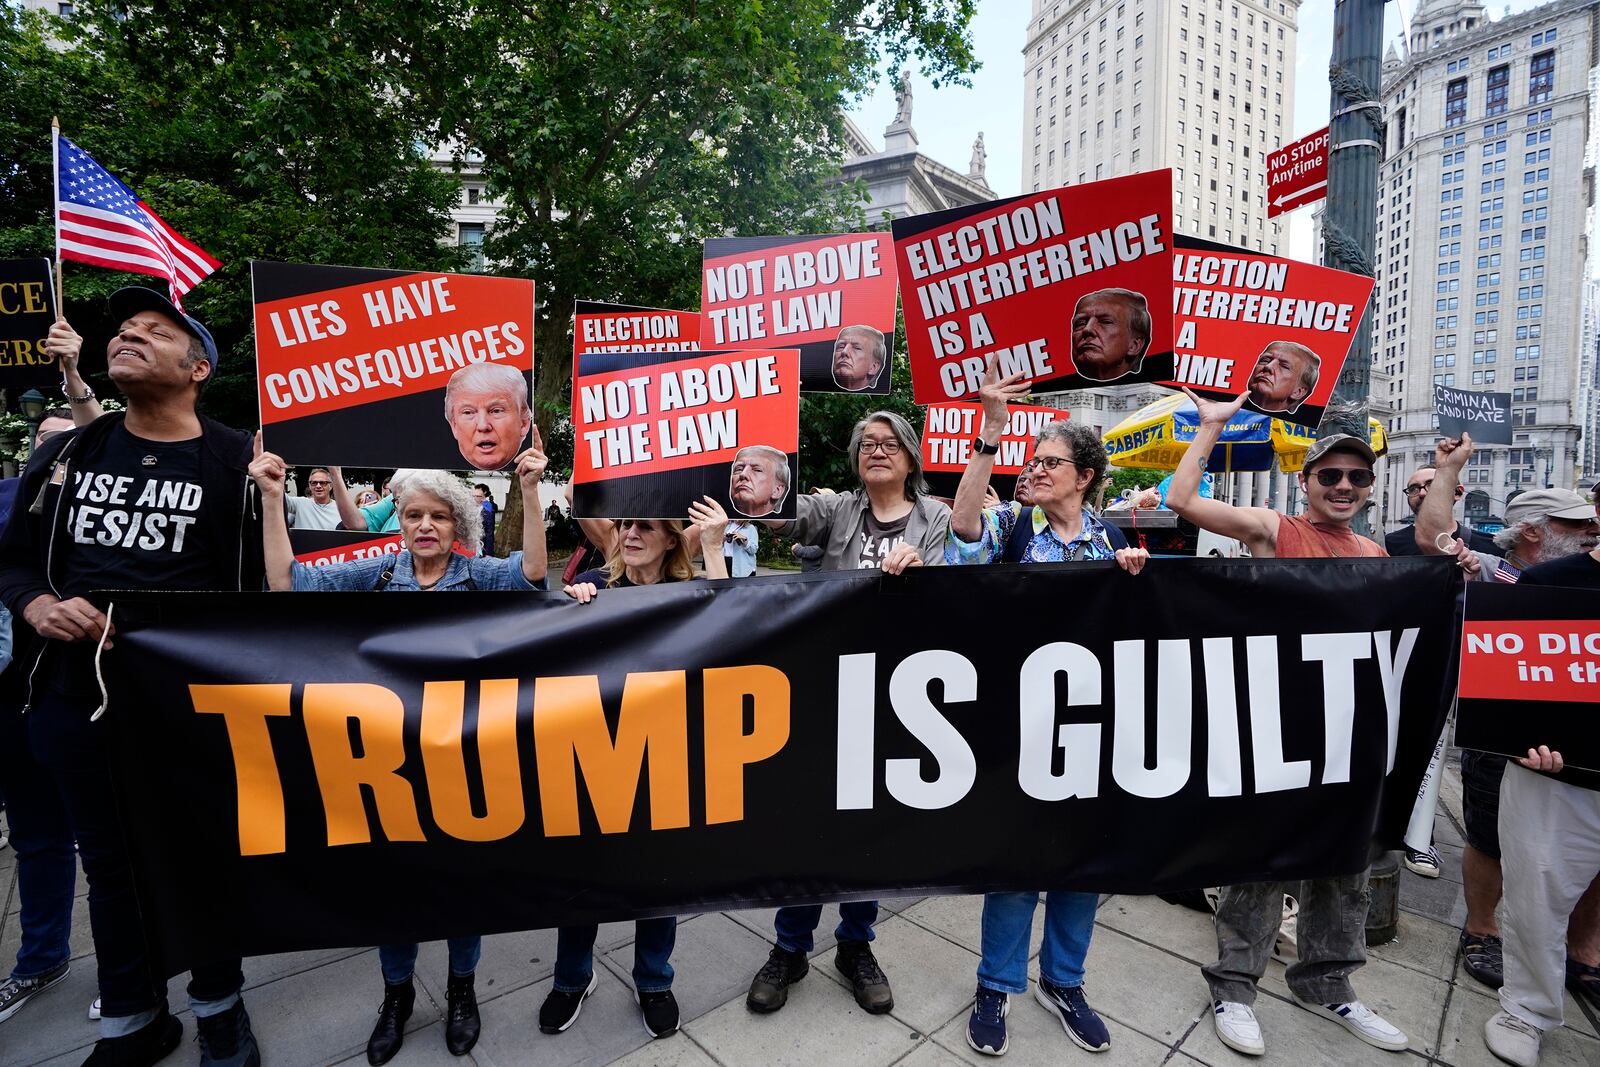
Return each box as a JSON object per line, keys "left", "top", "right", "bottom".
{"left": 951, "top": 357, "right": 1029, "bottom": 542}
{"left": 690, "top": 497, "right": 730, "bottom": 579}
{"left": 1416, "top": 434, "right": 1471, "bottom": 555}
{"left": 249, "top": 433, "right": 295, "bottom": 591}
{"left": 1166, "top": 390, "right": 1279, "bottom": 554}
{"left": 515, "top": 430, "right": 548, "bottom": 585}
{"left": 331, "top": 465, "right": 365, "bottom": 531}
{"left": 46, "top": 320, "right": 104, "bottom": 425}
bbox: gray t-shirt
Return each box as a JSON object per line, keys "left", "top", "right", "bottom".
{"left": 285, "top": 496, "right": 344, "bottom": 531}
{"left": 856, "top": 509, "right": 911, "bottom": 569}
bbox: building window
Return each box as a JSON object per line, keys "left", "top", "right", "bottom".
{"left": 458, "top": 223, "right": 485, "bottom": 270}
{"left": 1529, "top": 50, "right": 1555, "bottom": 103}
{"left": 1444, "top": 77, "right": 1467, "bottom": 127}
{"left": 1485, "top": 65, "right": 1509, "bottom": 116}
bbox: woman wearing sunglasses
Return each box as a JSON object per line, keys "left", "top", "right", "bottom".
{"left": 544, "top": 498, "right": 728, "bottom": 1042}
{"left": 947, "top": 358, "right": 1149, "bottom": 1060}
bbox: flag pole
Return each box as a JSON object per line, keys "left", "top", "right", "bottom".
{"left": 51, "top": 115, "right": 64, "bottom": 317}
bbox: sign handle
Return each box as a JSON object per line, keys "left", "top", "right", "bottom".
{"left": 51, "top": 116, "right": 64, "bottom": 317}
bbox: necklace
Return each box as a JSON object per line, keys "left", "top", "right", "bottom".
{"left": 416, "top": 575, "right": 444, "bottom": 591}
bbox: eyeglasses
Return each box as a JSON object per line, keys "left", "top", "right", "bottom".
{"left": 858, "top": 439, "right": 902, "bottom": 455}
{"left": 1026, "top": 455, "right": 1083, "bottom": 473}
{"left": 1402, "top": 480, "right": 1432, "bottom": 497}
{"left": 308, "top": 481, "right": 332, "bottom": 488}
{"left": 1312, "top": 468, "right": 1376, "bottom": 488}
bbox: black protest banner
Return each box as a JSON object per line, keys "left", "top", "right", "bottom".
{"left": 1434, "top": 384, "right": 1512, "bottom": 445}
{"left": 0, "top": 259, "right": 59, "bottom": 387}
{"left": 699, "top": 234, "right": 898, "bottom": 394}
{"left": 1457, "top": 582, "right": 1600, "bottom": 770}
{"left": 253, "top": 262, "right": 535, "bottom": 472}
{"left": 571, "top": 347, "right": 800, "bottom": 520}
{"left": 103, "top": 559, "right": 1459, "bottom": 976}
{"left": 893, "top": 172, "right": 1175, "bottom": 403}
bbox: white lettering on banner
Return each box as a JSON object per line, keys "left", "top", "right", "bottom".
{"left": 832, "top": 628, "right": 1422, "bottom": 809}
{"left": 69, "top": 472, "right": 203, "bottom": 553}
{"left": 261, "top": 320, "right": 526, "bottom": 409}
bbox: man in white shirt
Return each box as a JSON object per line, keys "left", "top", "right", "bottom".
{"left": 284, "top": 468, "right": 346, "bottom": 530}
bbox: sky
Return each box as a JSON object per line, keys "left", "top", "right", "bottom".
{"left": 846, "top": 0, "right": 1553, "bottom": 257}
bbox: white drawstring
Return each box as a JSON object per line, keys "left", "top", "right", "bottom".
{"left": 89, "top": 602, "right": 115, "bottom": 722}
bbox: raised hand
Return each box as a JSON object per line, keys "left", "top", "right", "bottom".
{"left": 978, "top": 355, "right": 1031, "bottom": 436}
{"left": 514, "top": 430, "right": 548, "bottom": 493}
{"left": 688, "top": 495, "right": 729, "bottom": 552}
{"left": 248, "top": 431, "right": 287, "bottom": 498}
{"left": 1434, "top": 432, "right": 1473, "bottom": 473}
{"left": 1182, "top": 387, "right": 1247, "bottom": 429}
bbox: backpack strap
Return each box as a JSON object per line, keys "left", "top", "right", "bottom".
{"left": 1001, "top": 505, "right": 1035, "bottom": 564}
{"left": 372, "top": 565, "right": 395, "bottom": 591}
{"left": 1089, "top": 509, "right": 1130, "bottom": 552}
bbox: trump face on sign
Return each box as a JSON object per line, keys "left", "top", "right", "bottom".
{"left": 1070, "top": 288, "right": 1152, "bottom": 383}
{"left": 729, "top": 445, "right": 791, "bottom": 518}
{"left": 444, "top": 362, "right": 532, "bottom": 470}
{"left": 1246, "top": 341, "right": 1320, "bottom": 414}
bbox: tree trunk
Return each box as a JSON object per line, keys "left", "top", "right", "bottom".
{"left": 496, "top": 475, "right": 524, "bottom": 557}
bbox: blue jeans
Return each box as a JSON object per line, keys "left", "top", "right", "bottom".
{"left": 977, "top": 891, "right": 1097, "bottom": 995}
{"left": 0, "top": 703, "right": 75, "bottom": 981}
{"left": 554, "top": 918, "right": 676, "bottom": 994}
{"left": 773, "top": 901, "right": 879, "bottom": 953}
{"left": 378, "top": 939, "right": 481, "bottom": 985}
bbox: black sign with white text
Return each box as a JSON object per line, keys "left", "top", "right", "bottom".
{"left": 1435, "top": 384, "right": 1512, "bottom": 445}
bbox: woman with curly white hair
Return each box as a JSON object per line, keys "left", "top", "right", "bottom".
{"left": 248, "top": 432, "right": 550, "bottom": 1062}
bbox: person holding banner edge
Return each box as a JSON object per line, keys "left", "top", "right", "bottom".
{"left": 946, "top": 357, "right": 1148, "bottom": 1058}
{"left": 742, "top": 410, "right": 948, "bottom": 1019}
{"left": 1165, "top": 388, "right": 1419, "bottom": 1057}
{"left": 0, "top": 286, "right": 264, "bottom": 1067}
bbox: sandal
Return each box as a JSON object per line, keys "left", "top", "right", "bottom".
{"left": 1460, "top": 930, "right": 1505, "bottom": 989}
{"left": 1566, "top": 959, "right": 1600, "bottom": 1011}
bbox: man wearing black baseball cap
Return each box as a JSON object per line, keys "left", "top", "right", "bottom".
{"left": 0, "top": 287, "right": 264, "bottom": 1067}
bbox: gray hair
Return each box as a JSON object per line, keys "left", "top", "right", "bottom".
{"left": 390, "top": 469, "right": 483, "bottom": 556}
{"left": 1493, "top": 519, "right": 1534, "bottom": 552}
{"left": 443, "top": 362, "right": 530, "bottom": 420}
{"left": 1036, "top": 420, "right": 1108, "bottom": 494}
{"left": 848, "top": 411, "right": 928, "bottom": 501}
{"left": 734, "top": 445, "right": 791, "bottom": 493}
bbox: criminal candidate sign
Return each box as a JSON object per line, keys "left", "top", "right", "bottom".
{"left": 1434, "top": 384, "right": 1512, "bottom": 445}
{"left": 1267, "top": 127, "right": 1329, "bottom": 219}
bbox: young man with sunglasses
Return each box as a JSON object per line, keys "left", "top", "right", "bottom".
{"left": 1164, "top": 390, "right": 1408, "bottom": 1057}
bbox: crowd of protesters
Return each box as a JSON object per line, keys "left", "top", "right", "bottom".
{"left": 0, "top": 288, "right": 1595, "bottom": 1067}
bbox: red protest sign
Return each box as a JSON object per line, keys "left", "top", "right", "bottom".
{"left": 699, "top": 233, "right": 898, "bottom": 394}
{"left": 572, "top": 348, "right": 800, "bottom": 520}
{"left": 574, "top": 300, "right": 699, "bottom": 357}
{"left": 253, "top": 262, "right": 535, "bottom": 471}
{"left": 921, "top": 401, "right": 1068, "bottom": 499}
{"left": 893, "top": 172, "right": 1175, "bottom": 404}
{"left": 1266, "top": 127, "right": 1328, "bottom": 219}
{"left": 1164, "top": 234, "right": 1375, "bottom": 429}
{"left": 287, "top": 529, "right": 474, "bottom": 566}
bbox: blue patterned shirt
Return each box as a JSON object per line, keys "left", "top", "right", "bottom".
{"left": 944, "top": 502, "right": 1119, "bottom": 566}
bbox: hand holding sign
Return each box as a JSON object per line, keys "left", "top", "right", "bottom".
{"left": 44, "top": 318, "right": 82, "bottom": 372}
{"left": 1518, "top": 745, "right": 1564, "bottom": 773}
{"left": 1433, "top": 431, "right": 1473, "bottom": 475}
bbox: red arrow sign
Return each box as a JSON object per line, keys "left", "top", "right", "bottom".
{"left": 1266, "top": 127, "right": 1329, "bottom": 219}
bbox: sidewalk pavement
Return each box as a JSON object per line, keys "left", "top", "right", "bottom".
{"left": 3, "top": 761, "right": 1598, "bottom": 1067}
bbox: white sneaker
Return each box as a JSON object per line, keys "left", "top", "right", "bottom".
{"left": 1483, "top": 1010, "right": 1541, "bottom": 1067}
{"left": 1290, "top": 995, "right": 1408, "bottom": 1050}
{"left": 1211, "top": 1000, "right": 1265, "bottom": 1056}
{"left": 88, "top": 996, "right": 101, "bottom": 1021}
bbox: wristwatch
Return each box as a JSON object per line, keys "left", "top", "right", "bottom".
{"left": 63, "top": 382, "right": 95, "bottom": 404}
{"left": 972, "top": 436, "right": 1000, "bottom": 456}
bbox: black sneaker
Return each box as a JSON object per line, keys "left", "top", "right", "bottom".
{"left": 638, "top": 989, "right": 679, "bottom": 1038}
{"left": 1033, "top": 976, "right": 1110, "bottom": 1052}
{"left": 82, "top": 1007, "right": 183, "bottom": 1066}
{"left": 967, "top": 985, "right": 1010, "bottom": 1056}
{"left": 0, "top": 960, "right": 70, "bottom": 1024}
{"left": 834, "top": 940, "right": 893, "bottom": 1014}
{"left": 539, "top": 973, "right": 597, "bottom": 1034}
{"left": 444, "top": 973, "right": 479, "bottom": 1056}
{"left": 195, "top": 1000, "right": 260, "bottom": 1067}
{"left": 746, "top": 946, "right": 809, "bottom": 1013}
{"left": 1460, "top": 930, "right": 1505, "bottom": 989}
{"left": 366, "top": 979, "right": 414, "bottom": 1066}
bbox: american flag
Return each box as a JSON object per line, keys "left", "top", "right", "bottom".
{"left": 55, "top": 134, "right": 221, "bottom": 309}
{"left": 1493, "top": 559, "right": 1521, "bottom": 583}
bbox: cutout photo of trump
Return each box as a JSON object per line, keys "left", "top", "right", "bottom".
{"left": 1070, "top": 288, "right": 1152, "bottom": 383}
{"left": 444, "top": 362, "right": 532, "bottom": 470}
{"left": 1246, "top": 341, "right": 1320, "bottom": 414}
{"left": 729, "top": 444, "right": 791, "bottom": 518}
{"left": 832, "top": 325, "right": 887, "bottom": 392}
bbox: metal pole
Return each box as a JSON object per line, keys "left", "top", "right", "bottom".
{"left": 1321, "top": 0, "right": 1386, "bottom": 535}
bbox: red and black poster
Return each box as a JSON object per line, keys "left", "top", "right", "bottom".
{"left": 252, "top": 262, "right": 535, "bottom": 472}
{"left": 288, "top": 529, "right": 472, "bottom": 566}
{"left": 699, "top": 234, "right": 897, "bottom": 394}
{"left": 921, "top": 401, "right": 1067, "bottom": 499}
{"left": 893, "top": 172, "right": 1175, "bottom": 403}
{"left": 1165, "top": 235, "right": 1375, "bottom": 428}
{"left": 573, "top": 300, "right": 699, "bottom": 356}
{"left": 1457, "top": 583, "right": 1600, "bottom": 772}
{"left": 572, "top": 347, "right": 800, "bottom": 520}
{"left": 0, "top": 258, "right": 59, "bottom": 387}
{"left": 100, "top": 558, "right": 1459, "bottom": 975}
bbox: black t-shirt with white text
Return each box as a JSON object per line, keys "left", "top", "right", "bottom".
{"left": 856, "top": 509, "right": 911, "bottom": 569}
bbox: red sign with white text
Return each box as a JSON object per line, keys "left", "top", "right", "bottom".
{"left": 699, "top": 233, "right": 898, "bottom": 394}
{"left": 288, "top": 530, "right": 474, "bottom": 566}
{"left": 922, "top": 402, "right": 1068, "bottom": 474}
{"left": 1266, "top": 127, "right": 1329, "bottom": 219}
{"left": 892, "top": 172, "right": 1176, "bottom": 404}
{"left": 574, "top": 300, "right": 699, "bottom": 356}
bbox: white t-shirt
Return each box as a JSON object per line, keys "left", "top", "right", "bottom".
{"left": 285, "top": 496, "right": 344, "bottom": 531}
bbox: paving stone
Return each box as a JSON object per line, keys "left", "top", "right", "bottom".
{"left": 1252, "top": 952, "right": 1449, "bottom": 1057}
{"left": 1175, "top": 988, "right": 1435, "bottom": 1066}
{"left": 877, "top": 895, "right": 929, "bottom": 916}
{"left": 895, "top": 1040, "right": 971, "bottom": 1066}
{"left": 326, "top": 1018, "right": 479, "bottom": 1066}
{"left": 1450, "top": 956, "right": 1599, "bottom": 1039}
{"left": 1369, "top": 908, "right": 1461, "bottom": 981}
{"left": 1436, "top": 982, "right": 1600, "bottom": 1066}
{"left": 597, "top": 911, "right": 773, "bottom": 1026}
{"left": 1082, "top": 923, "right": 1219, "bottom": 1044}
{"left": 684, "top": 962, "right": 924, "bottom": 1067}
{"left": 1399, "top": 869, "right": 1470, "bottom": 928}
{"left": 602, "top": 1033, "right": 723, "bottom": 1066}
{"left": 243, "top": 946, "right": 368, "bottom": 992}
{"left": 897, "top": 894, "right": 1044, "bottom": 964}
{"left": 929, "top": 998, "right": 1174, "bottom": 1065}
{"left": 842, "top": 913, "right": 980, "bottom": 1036}
{"left": 471, "top": 965, "right": 652, "bottom": 1067}
{"left": 1096, "top": 894, "right": 1219, "bottom": 967}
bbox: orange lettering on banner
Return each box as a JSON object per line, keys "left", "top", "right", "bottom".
{"left": 532, "top": 672, "right": 691, "bottom": 836}
{"left": 419, "top": 679, "right": 526, "bottom": 841}
{"left": 191, "top": 684, "right": 293, "bottom": 857}
{"left": 703, "top": 666, "right": 791, "bottom": 824}
{"left": 302, "top": 683, "right": 426, "bottom": 846}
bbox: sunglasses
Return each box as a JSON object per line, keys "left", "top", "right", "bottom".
{"left": 1311, "top": 468, "right": 1376, "bottom": 488}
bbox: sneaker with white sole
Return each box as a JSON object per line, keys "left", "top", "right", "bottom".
{"left": 1404, "top": 846, "right": 1442, "bottom": 878}
{"left": 1290, "top": 995, "right": 1408, "bottom": 1051}
{"left": 1211, "top": 1000, "right": 1265, "bottom": 1056}
{"left": 1033, "top": 976, "right": 1110, "bottom": 1052}
{"left": 538, "top": 973, "right": 598, "bottom": 1034}
{"left": 0, "top": 962, "right": 70, "bottom": 1025}
{"left": 1483, "top": 1009, "right": 1541, "bottom": 1067}
{"left": 89, "top": 996, "right": 101, "bottom": 1021}
{"left": 967, "top": 986, "right": 1010, "bottom": 1056}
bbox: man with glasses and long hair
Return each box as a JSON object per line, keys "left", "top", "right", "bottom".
{"left": 1163, "top": 389, "right": 1411, "bottom": 1058}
